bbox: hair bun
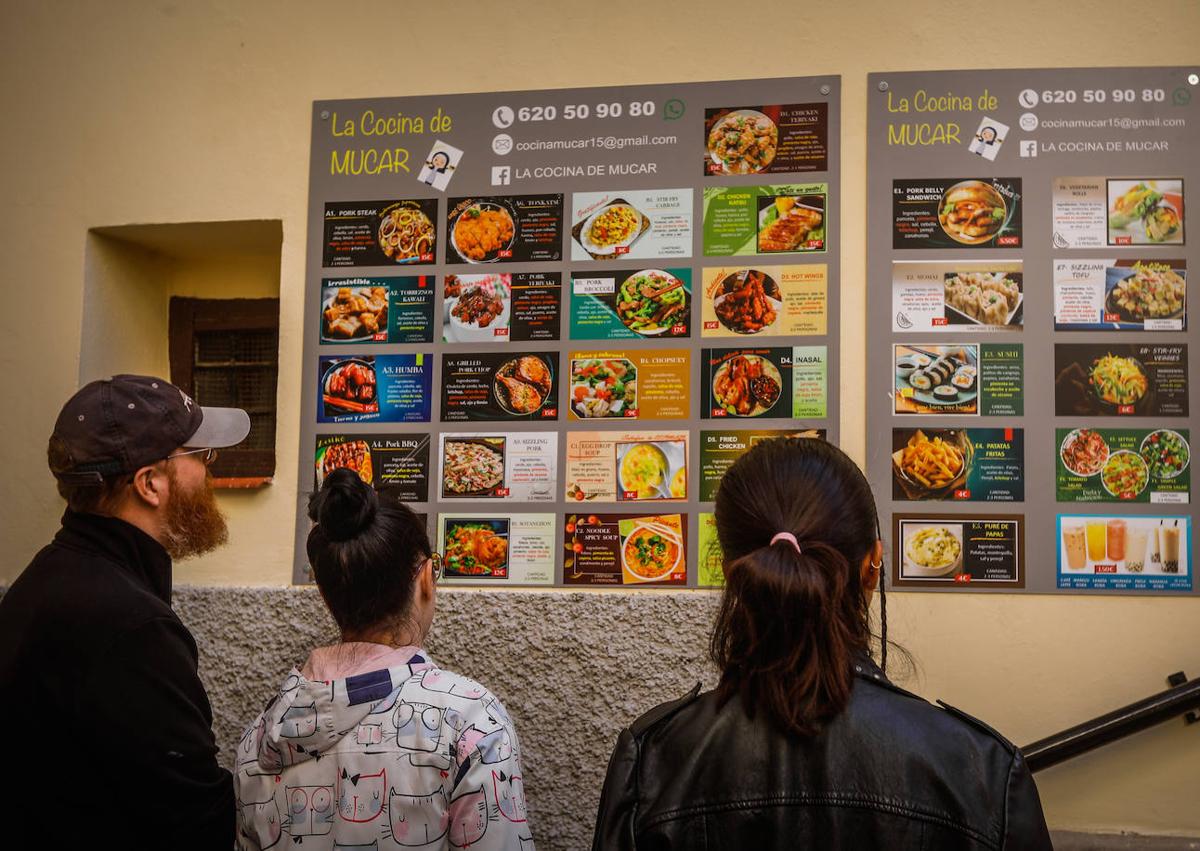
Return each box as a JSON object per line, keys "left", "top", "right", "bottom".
{"left": 308, "top": 468, "right": 378, "bottom": 542}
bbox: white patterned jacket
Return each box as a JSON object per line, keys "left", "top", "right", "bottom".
{"left": 235, "top": 646, "right": 534, "bottom": 850}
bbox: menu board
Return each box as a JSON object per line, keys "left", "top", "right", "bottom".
{"left": 294, "top": 76, "right": 842, "bottom": 584}
{"left": 868, "top": 67, "right": 1198, "bottom": 596}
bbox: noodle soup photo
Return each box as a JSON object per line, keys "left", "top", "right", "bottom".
{"left": 564, "top": 513, "right": 687, "bottom": 586}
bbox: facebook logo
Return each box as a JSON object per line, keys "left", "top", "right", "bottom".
{"left": 491, "top": 166, "right": 511, "bottom": 186}
{"left": 1019, "top": 140, "right": 1038, "bottom": 158}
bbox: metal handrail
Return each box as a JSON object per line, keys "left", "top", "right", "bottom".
{"left": 1021, "top": 675, "right": 1200, "bottom": 773}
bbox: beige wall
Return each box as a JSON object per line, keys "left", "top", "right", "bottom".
{"left": 2, "top": 0, "right": 1197, "bottom": 836}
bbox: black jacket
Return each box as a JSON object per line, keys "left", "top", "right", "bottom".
{"left": 593, "top": 657, "right": 1051, "bottom": 850}
{"left": 0, "top": 510, "right": 234, "bottom": 848}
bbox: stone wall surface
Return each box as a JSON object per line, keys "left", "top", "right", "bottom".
{"left": 174, "top": 585, "right": 721, "bottom": 851}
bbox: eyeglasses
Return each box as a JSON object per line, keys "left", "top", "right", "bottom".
{"left": 428, "top": 552, "right": 444, "bottom": 584}
{"left": 166, "top": 447, "right": 219, "bottom": 466}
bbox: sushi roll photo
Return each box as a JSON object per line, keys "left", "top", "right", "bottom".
{"left": 909, "top": 370, "right": 933, "bottom": 391}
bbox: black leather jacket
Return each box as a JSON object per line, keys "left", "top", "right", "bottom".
{"left": 592, "top": 657, "right": 1051, "bottom": 850}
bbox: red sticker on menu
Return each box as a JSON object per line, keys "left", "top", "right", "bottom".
{"left": 614, "top": 246, "right": 630, "bottom": 255}
{"left": 1095, "top": 563, "right": 1118, "bottom": 573}
{"left": 493, "top": 327, "right": 509, "bottom": 337}
{"left": 1118, "top": 405, "right": 1134, "bottom": 415}
{"left": 420, "top": 252, "right": 435, "bottom": 263}
{"left": 954, "top": 574, "right": 972, "bottom": 583}
{"left": 498, "top": 249, "right": 513, "bottom": 258}
{"left": 997, "top": 235, "right": 1020, "bottom": 246}
{"left": 954, "top": 489, "right": 970, "bottom": 500}
{"left": 932, "top": 317, "right": 948, "bottom": 326}
{"left": 494, "top": 488, "right": 511, "bottom": 498}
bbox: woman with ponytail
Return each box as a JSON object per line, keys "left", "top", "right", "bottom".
{"left": 235, "top": 469, "right": 534, "bottom": 850}
{"left": 593, "top": 438, "right": 1049, "bottom": 850}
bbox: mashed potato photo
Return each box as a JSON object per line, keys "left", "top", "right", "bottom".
{"left": 904, "top": 526, "right": 962, "bottom": 575}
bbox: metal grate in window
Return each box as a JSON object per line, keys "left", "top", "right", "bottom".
{"left": 193, "top": 330, "right": 278, "bottom": 452}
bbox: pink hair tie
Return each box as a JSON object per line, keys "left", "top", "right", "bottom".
{"left": 771, "top": 532, "right": 802, "bottom": 554}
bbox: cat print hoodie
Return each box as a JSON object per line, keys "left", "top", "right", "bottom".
{"left": 235, "top": 649, "right": 534, "bottom": 850}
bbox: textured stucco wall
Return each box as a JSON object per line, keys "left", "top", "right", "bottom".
{"left": 175, "top": 585, "right": 722, "bottom": 851}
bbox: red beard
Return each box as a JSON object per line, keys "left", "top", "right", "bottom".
{"left": 162, "top": 466, "right": 228, "bottom": 559}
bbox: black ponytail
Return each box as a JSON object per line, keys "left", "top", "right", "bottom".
{"left": 709, "top": 438, "right": 883, "bottom": 737}
{"left": 306, "top": 468, "right": 431, "bottom": 636}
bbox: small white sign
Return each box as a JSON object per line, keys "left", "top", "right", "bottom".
{"left": 968, "top": 116, "right": 1010, "bottom": 161}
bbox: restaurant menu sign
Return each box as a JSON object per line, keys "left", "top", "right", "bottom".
{"left": 868, "top": 67, "right": 1198, "bottom": 595}
{"left": 295, "top": 77, "right": 842, "bottom": 584}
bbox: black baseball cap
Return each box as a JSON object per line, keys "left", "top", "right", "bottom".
{"left": 50, "top": 374, "right": 251, "bottom": 484}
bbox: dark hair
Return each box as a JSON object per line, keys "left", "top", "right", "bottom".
{"left": 710, "top": 437, "right": 886, "bottom": 737}
{"left": 47, "top": 435, "right": 130, "bottom": 514}
{"left": 306, "top": 468, "right": 431, "bottom": 636}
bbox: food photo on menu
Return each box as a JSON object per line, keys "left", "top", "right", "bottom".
{"left": 320, "top": 276, "right": 435, "bottom": 344}
{"left": 437, "top": 513, "right": 556, "bottom": 585}
{"left": 892, "top": 428, "right": 1024, "bottom": 503}
{"left": 893, "top": 345, "right": 979, "bottom": 415}
{"left": 893, "top": 514, "right": 1023, "bottom": 588}
{"left": 438, "top": 432, "right": 557, "bottom": 502}
{"left": 440, "top": 352, "right": 557, "bottom": 422}
{"left": 1052, "top": 177, "right": 1184, "bottom": 248}
{"left": 314, "top": 433, "right": 431, "bottom": 503}
{"left": 445, "top": 194, "right": 564, "bottom": 264}
{"left": 891, "top": 178, "right": 1022, "bottom": 249}
{"left": 702, "top": 102, "right": 829, "bottom": 175}
{"left": 563, "top": 512, "right": 687, "bottom": 586}
{"left": 1056, "top": 427, "right": 1190, "bottom": 504}
{"left": 702, "top": 184, "right": 827, "bottom": 256}
{"left": 1057, "top": 515, "right": 1191, "bottom": 592}
{"left": 700, "top": 265, "right": 828, "bottom": 337}
{"left": 569, "top": 189, "right": 693, "bottom": 261}
{"left": 1054, "top": 343, "right": 1188, "bottom": 417}
{"left": 1052, "top": 259, "right": 1186, "bottom": 332}
{"left": 569, "top": 268, "right": 691, "bottom": 341}
{"left": 564, "top": 430, "right": 688, "bottom": 503}
{"left": 1107, "top": 179, "right": 1184, "bottom": 244}
{"left": 890, "top": 261, "right": 1023, "bottom": 333}
{"left": 442, "top": 272, "right": 562, "bottom": 343}
{"left": 316, "top": 354, "right": 432, "bottom": 423}
{"left": 700, "top": 346, "right": 828, "bottom": 420}
{"left": 567, "top": 350, "right": 690, "bottom": 420}
{"left": 322, "top": 199, "right": 438, "bottom": 266}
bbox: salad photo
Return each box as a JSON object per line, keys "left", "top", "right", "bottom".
{"left": 570, "top": 358, "right": 637, "bottom": 418}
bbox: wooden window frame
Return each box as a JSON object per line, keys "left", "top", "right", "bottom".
{"left": 169, "top": 297, "right": 279, "bottom": 488}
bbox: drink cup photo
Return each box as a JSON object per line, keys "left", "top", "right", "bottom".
{"left": 1086, "top": 521, "right": 1108, "bottom": 562}
{"left": 1063, "top": 525, "right": 1088, "bottom": 571}
{"left": 1124, "top": 526, "right": 1149, "bottom": 573}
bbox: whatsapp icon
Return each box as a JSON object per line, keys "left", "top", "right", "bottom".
{"left": 663, "top": 98, "right": 686, "bottom": 120}
{"left": 1172, "top": 87, "right": 1191, "bottom": 106}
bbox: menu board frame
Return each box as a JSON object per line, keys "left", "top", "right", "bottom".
{"left": 295, "top": 76, "right": 842, "bottom": 584}
{"left": 867, "top": 67, "right": 1198, "bottom": 596}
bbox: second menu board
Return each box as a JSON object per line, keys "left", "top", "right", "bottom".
{"left": 868, "top": 67, "right": 1197, "bottom": 595}
{"left": 295, "top": 77, "right": 842, "bottom": 584}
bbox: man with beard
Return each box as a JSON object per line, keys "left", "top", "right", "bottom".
{"left": 0, "top": 374, "right": 250, "bottom": 848}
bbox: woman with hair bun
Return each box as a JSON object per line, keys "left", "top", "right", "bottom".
{"left": 235, "top": 469, "right": 534, "bottom": 850}
{"left": 592, "top": 438, "right": 1050, "bottom": 850}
